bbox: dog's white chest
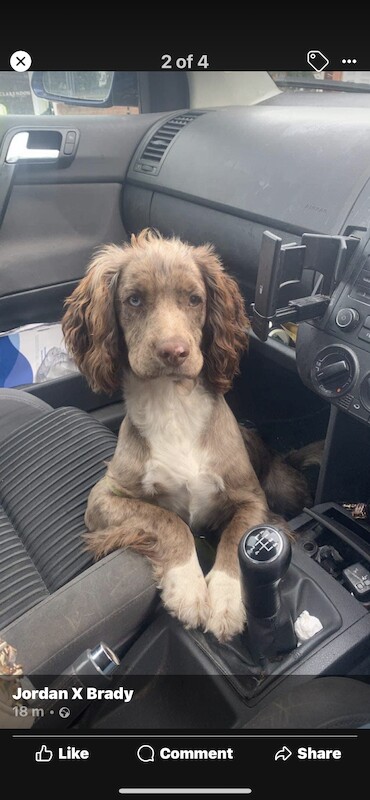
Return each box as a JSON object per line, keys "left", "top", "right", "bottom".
{"left": 130, "top": 379, "right": 224, "bottom": 529}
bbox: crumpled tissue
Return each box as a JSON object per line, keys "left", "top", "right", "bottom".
{"left": 294, "top": 610, "right": 323, "bottom": 645}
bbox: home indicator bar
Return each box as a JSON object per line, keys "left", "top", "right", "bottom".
{"left": 119, "top": 791, "right": 252, "bottom": 795}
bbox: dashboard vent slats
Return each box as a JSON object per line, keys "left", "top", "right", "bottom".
{"left": 134, "top": 114, "right": 199, "bottom": 175}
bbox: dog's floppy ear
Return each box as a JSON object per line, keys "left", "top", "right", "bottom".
{"left": 194, "top": 244, "right": 249, "bottom": 394}
{"left": 62, "top": 245, "right": 126, "bottom": 394}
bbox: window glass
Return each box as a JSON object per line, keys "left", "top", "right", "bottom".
{"left": 271, "top": 70, "right": 370, "bottom": 91}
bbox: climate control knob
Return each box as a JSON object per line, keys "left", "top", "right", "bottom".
{"left": 312, "top": 346, "right": 357, "bottom": 397}
{"left": 335, "top": 307, "right": 360, "bottom": 331}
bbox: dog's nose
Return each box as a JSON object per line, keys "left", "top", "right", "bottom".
{"left": 157, "top": 337, "right": 190, "bottom": 366}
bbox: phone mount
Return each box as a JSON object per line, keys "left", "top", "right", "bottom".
{"left": 251, "top": 231, "right": 358, "bottom": 341}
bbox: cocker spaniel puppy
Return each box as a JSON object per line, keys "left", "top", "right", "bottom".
{"left": 62, "top": 230, "right": 307, "bottom": 641}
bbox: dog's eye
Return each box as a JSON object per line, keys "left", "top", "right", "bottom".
{"left": 189, "top": 294, "right": 202, "bottom": 307}
{"left": 127, "top": 294, "right": 142, "bottom": 307}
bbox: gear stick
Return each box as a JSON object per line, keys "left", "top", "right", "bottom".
{"left": 238, "top": 525, "right": 297, "bottom": 664}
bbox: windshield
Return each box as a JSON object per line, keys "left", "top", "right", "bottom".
{"left": 270, "top": 70, "right": 370, "bottom": 92}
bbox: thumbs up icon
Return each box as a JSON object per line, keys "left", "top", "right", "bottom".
{"left": 35, "top": 745, "right": 53, "bottom": 762}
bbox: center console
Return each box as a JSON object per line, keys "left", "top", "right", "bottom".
{"left": 79, "top": 502, "right": 370, "bottom": 729}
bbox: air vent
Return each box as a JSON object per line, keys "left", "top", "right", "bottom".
{"left": 134, "top": 114, "right": 199, "bottom": 175}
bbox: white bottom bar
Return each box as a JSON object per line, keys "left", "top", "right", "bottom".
{"left": 119, "top": 790, "right": 252, "bottom": 795}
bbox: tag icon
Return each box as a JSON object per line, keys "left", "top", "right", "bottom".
{"left": 307, "top": 50, "right": 329, "bottom": 72}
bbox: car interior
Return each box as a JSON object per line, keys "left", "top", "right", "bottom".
{"left": 1, "top": 69, "right": 370, "bottom": 730}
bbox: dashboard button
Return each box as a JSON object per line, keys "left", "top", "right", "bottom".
{"left": 358, "top": 328, "right": 370, "bottom": 344}
{"left": 335, "top": 308, "right": 360, "bottom": 330}
{"left": 364, "top": 315, "right": 370, "bottom": 330}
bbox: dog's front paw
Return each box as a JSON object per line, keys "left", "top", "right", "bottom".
{"left": 160, "top": 553, "right": 209, "bottom": 630}
{"left": 206, "top": 569, "right": 246, "bottom": 642}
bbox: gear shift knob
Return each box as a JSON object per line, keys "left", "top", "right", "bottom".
{"left": 239, "top": 525, "right": 292, "bottom": 618}
{"left": 238, "top": 525, "right": 296, "bottom": 662}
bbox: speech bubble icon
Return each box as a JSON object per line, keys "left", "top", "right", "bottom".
{"left": 137, "top": 745, "right": 155, "bottom": 763}
{"left": 307, "top": 50, "right": 329, "bottom": 72}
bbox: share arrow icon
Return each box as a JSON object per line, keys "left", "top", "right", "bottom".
{"left": 274, "top": 746, "right": 293, "bottom": 761}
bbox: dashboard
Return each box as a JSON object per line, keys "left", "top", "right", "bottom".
{"left": 124, "top": 104, "right": 370, "bottom": 427}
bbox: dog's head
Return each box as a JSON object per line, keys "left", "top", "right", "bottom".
{"left": 62, "top": 229, "right": 249, "bottom": 395}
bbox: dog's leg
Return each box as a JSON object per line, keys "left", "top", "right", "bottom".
{"left": 206, "top": 500, "right": 290, "bottom": 641}
{"left": 84, "top": 480, "right": 209, "bottom": 631}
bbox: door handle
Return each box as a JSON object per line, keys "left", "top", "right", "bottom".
{"left": 6, "top": 132, "right": 60, "bottom": 164}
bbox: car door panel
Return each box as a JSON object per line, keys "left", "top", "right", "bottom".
{"left": 0, "top": 111, "right": 166, "bottom": 412}
{"left": 0, "top": 182, "right": 125, "bottom": 327}
{"left": 0, "top": 114, "right": 166, "bottom": 184}
{"left": 0, "top": 112, "right": 166, "bottom": 328}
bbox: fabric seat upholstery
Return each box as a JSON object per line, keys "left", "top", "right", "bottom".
{"left": 0, "top": 390, "right": 157, "bottom": 673}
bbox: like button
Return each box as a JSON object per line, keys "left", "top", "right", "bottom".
{"left": 35, "top": 745, "right": 53, "bottom": 762}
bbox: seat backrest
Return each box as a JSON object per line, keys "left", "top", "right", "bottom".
{"left": 0, "top": 406, "right": 117, "bottom": 628}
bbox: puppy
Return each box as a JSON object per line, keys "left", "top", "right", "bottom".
{"left": 62, "top": 230, "right": 307, "bottom": 641}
